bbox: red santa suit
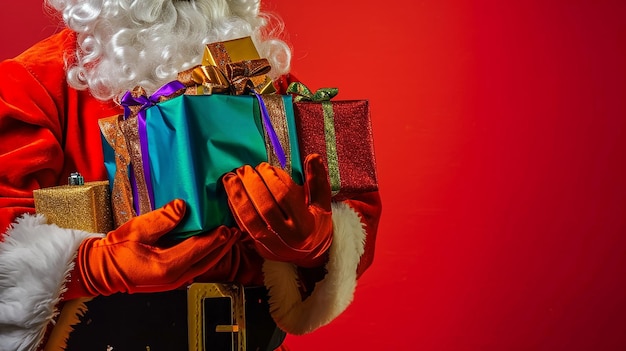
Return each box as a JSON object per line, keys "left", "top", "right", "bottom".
{"left": 0, "top": 29, "right": 381, "bottom": 350}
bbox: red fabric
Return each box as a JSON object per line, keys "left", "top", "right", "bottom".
{"left": 345, "top": 191, "right": 382, "bottom": 278}
{"left": 273, "top": 74, "right": 298, "bottom": 94}
{"left": 0, "top": 29, "right": 120, "bottom": 235}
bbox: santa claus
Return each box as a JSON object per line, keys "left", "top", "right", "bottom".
{"left": 0, "top": 0, "right": 381, "bottom": 350}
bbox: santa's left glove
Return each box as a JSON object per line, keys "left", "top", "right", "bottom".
{"left": 222, "top": 154, "right": 333, "bottom": 268}
{"left": 64, "top": 199, "right": 221, "bottom": 299}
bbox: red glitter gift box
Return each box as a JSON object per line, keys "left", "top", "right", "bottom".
{"left": 290, "top": 83, "right": 378, "bottom": 200}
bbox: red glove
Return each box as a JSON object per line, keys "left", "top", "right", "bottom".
{"left": 222, "top": 154, "right": 333, "bottom": 267}
{"left": 64, "top": 199, "right": 242, "bottom": 299}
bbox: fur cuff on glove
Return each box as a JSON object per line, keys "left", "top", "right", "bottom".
{"left": 0, "top": 214, "right": 101, "bottom": 351}
{"left": 263, "top": 201, "right": 367, "bottom": 335}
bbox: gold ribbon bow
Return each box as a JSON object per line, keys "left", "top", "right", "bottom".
{"left": 226, "top": 59, "right": 272, "bottom": 95}
{"left": 178, "top": 58, "right": 272, "bottom": 95}
{"left": 178, "top": 65, "right": 230, "bottom": 95}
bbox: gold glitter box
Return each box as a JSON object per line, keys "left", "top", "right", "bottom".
{"left": 203, "top": 36, "right": 276, "bottom": 95}
{"left": 33, "top": 177, "right": 113, "bottom": 233}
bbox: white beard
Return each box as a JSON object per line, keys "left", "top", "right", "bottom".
{"left": 46, "top": 0, "right": 290, "bottom": 101}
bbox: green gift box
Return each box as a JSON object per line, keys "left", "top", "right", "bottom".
{"left": 132, "top": 93, "right": 303, "bottom": 239}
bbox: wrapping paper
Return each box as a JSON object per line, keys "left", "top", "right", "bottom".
{"left": 293, "top": 99, "right": 378, "bottom": 200}
{"left": 139, "top": 93, "right": 302, "bottom": 238}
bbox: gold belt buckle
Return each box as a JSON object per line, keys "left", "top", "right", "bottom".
{"left": 187, "top": 283, "right": 246, "bottom": 351}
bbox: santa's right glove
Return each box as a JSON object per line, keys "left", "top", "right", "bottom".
{"left": 64, "top": 199, "right": 240, "bottom": 299}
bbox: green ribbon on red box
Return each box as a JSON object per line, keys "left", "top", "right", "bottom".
{"left": 286, "top": 82, "right": 338, "bottom": 102}
{"left": 287, "top": 82, "right": 342, "bottom": 195}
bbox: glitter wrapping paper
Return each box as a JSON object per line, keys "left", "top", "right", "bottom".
{"left": 293, "top": 100, "right": 378, "bottom": 200}
{"left": 203, "top": 37, "right": 275, "bottom": 94}
{"left": 33, "top": 181, "right": 113, "bottom": 233}
{"left": 99, "top": 115, "right": 137, "bottom": 227}
{"left": 120, "top": 116, "right": 154, "bottom": 216}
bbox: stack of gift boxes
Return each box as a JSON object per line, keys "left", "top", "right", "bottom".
{"left": 32, "top": 35, "right": 379, "bottom": 351}
{"left": 35, "top": 36, "right": 378, "bottom": 240}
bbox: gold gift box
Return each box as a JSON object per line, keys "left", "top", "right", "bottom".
{"left": 203, "top": 36, "right": 276, "bottom": 94}
{"left": 33, "top": 180, "right": 113, "bottom": 233}
{"left": 188, "top": 283, "right": 246, "bottom": 351}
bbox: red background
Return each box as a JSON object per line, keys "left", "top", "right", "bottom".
{"left": 3, "top": 1, "right": 626, "bottom": 350}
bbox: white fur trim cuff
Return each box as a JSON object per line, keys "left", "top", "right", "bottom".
{"left": 263, "top": 201, "right": 366, "bottom": 335}
{"left": 0, "top": 214, "right": 101, "bottom": 351}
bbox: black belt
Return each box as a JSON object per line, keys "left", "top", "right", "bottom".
{"left": 64, "top": 286, "right": 285, "bottom": 351}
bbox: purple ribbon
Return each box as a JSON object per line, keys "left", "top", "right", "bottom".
{"left": 121, "top": 80, "right": 186, "bottom": 213}
{"left": 252, "top": 91, "right": 287, "bottom": 168}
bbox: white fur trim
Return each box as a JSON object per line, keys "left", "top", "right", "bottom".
{"left": 0, "top": 214, "right": 101, "bottom": 351}
{"left": 263, "top": 201, "right": 366, "bottom": 335}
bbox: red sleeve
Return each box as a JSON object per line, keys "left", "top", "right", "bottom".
{"left": 344, "top": 191, "right": 382, "bottom": 278}
{"left": 0, "top": 44, "right": 67, "bottom": 234}
{"left": 0, "top": 30, "right": 121, "bottom": 236}
{"left": 273, "top": 73, "right": 300, "bottom": 94}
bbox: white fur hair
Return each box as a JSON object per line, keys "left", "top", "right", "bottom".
{"left": 0, "top": 214, "right": 101, "bottom": 351}
{"left": 45, "top": 0, "right": 291, "bottom": 101}
{"left": 262, "top": 201, "right": 367, "bottom": 335}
